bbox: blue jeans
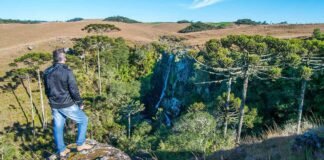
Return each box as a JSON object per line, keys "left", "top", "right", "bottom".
{"left": 51, "top": 104, "right": 88, "bottom": 153}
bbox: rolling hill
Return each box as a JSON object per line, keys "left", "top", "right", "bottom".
{"left": 1, "top": 19, "right": 324, "bottom": 76}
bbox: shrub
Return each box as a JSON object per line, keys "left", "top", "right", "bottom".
{"left": 159, "top": 112, "right": 217, "bottom": 153}
{"left": 313, "top": 28, "right": 323, "bottom": 40}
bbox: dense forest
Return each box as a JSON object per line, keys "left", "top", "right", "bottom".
{"left": 178, "top": 21, "right": 236, "bottom": 33}
{"left": 103, "top": 16, "right": 141, "bottom": 23}
{"left": 0, "top": 26, "right": 323, "bottom": 159}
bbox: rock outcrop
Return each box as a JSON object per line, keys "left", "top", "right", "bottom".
{"left": 47, "top": 139, "right": 130, "bottom": 160}
{"left": 292, "top": 128, "right": 324, "bottom": 159}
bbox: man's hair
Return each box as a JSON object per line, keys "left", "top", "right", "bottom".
{"left": 53, "top": 48, "right": 67, "bottom": 63}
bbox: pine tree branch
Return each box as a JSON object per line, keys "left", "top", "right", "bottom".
{"left": 279, "top": 76, "right": 300, "bottom": 80}
{"left": 194, "top": 79, "right": 229, "bottom": 85}
{"left": 260, "top": 53, "right": 275, "bottom": 58}
{"left": 188, "top": 55, "right": 241, "bottom": 72}
{"left": 254, "top": 74, "right": 271, "bottom": 80}
{"left": 198, "top": 68, "right": 230, "bottom": 77}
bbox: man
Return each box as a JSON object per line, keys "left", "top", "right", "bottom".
{"left": 43, "top": 48, "right": 93, "bottom": 157}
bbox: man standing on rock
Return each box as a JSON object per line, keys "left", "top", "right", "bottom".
{"left": 43, "top": 48, "right": 93, "bottom": 157}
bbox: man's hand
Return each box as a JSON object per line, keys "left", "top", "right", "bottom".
{"left": 80, "top": 105, "right": 84, "bottom": 110}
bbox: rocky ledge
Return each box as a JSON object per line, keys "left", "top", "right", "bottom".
{"left": 47, "top": 139, "right": 131, "bottom": 160}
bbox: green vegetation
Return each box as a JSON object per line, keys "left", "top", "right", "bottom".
{"left": 313, "top": 28, "right": 324, "bottom": 40}
{"left": 0, "top": 18, "right": 45, "bottom": 24}
{"left": 177, "top": 20, "right": 191, "bottom": 23}
{"left": 234, "top": 19, "right": 268, "bottom": 25}
{"left": 278, "top": 21, "right": 288, "bottom": 24}
{"left": 179, "top": 22, "right": 226, "bottom": 33}
{"left": 0, "top": 34, "right": 323, "bottom": 159}
{"left": 66, "top": 17, "right": 84, "bottom": 22}
{"left": 82, "top": 23, "right": 120, "bottom": 34}
{"left": 103, "top": 16, "right": 141, "bottom": 23}
{"left": 159, "top": 35, "right": 187, "bottom": 43}
{"left": 207, "top": 22, "right": 233, "bottom": 28}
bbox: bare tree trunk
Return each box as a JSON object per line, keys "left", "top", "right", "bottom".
{"left": 236, "top": 75, "right": 249, "bottom": 144}
{"left": 10, "top": 85, "right": 29, "bottom": 123}
{"left": 83, "top": 50, "right": 87, "bottom": 72}
{"left": 224, "top": 77, "right": 232, "bottom": 137}
{"left": 20, "top": 78, "right": 43, "bottom": 127}
{"left": 128, "top": 112, "right": 131, "bottom": 139}
{"left": 37, "top": 69, "right": 46, "bottom": 129}
{"left": 97, "top": 49, "right": 102, "bottom": 95}
{"left": 297, "top": 80, "right": 307, "bottom": 134}
{"left": 27, "top": 75, "right": 35, "bottom": 137}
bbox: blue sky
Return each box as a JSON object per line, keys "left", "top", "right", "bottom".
{"left": 0, "top": 0, "right": 323, "bottom": 23}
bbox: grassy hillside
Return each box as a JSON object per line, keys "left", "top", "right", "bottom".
{"left": 0, "top": 20, "right": 323, "bottom": 77}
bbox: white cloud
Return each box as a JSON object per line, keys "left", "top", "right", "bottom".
{"left": 190, "top": 0, "right": 224, "bottom": 9}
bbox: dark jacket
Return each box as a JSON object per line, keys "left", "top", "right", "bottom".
{"left": 43, "top": 63, "right": 83, "bottom": 109}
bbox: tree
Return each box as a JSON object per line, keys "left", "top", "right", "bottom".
{"left": 191, "top": 39, "right": 240, "bottom": 136}
{"left": 221, "top": 35, "right": 281, "bottom": 143}
{"left": 82, "top": 23, "right": 120, "bottom": 34}
{"left": 82, "top": 24, "right": 120, "bottom": 95}
{"left": 287, "top": 39, "right": 324, "bottom": 133}
{"left": 215, "top": 93, "right": 258, "bottom": 136}
{"left": 12, "top": 52, "right": 51, "bottom": 129}
{"left": 120, "top": 101, "right": 144, "bottom": 139}
{"left": 192, "top": 35, "right": 284, "bottom": 143}
{"left": 128, "top": 44, "right": 159, "bottom": 79}
{"left": 234, "top": 19, "right": 264, "bottom": 25}
{"left": 73, "top": 37, "right": 94, "bottom": 73}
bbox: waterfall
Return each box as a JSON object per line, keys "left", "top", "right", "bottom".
{"left": 154, "top": 54, "right": 174, "bottom": 109}
{"left": 164, "top": 112, "right": 171, "bottom": 126}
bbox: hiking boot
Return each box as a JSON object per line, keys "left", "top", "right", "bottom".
{"left": 77, "top": 144, "right": 94, "bottom": 152}
{"left": 59, "top": 148, "right": 71, "bottom": 157}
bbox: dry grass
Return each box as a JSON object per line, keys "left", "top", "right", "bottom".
{"left": 208, "top": 120, "right": 323, "bottom": 160}
{"left": 1, "top": 20, "right": 324, "bottom": 76}
{"left": 0, "top": 80, "right": 51, "bottom": 130}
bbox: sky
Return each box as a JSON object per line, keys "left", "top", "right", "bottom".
{"left": 0, "top": 0, "right": 323, "bottom": 23}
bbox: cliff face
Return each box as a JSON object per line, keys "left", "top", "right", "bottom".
{"left": 47, "top": 139, "right": 130, "bottom": 160}
{"left": 143, "top": 51, "right": 206, "bottom": 125}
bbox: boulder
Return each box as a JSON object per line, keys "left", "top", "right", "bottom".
{"left": 27, "top": 46, "right": 33, "bottom": 50}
